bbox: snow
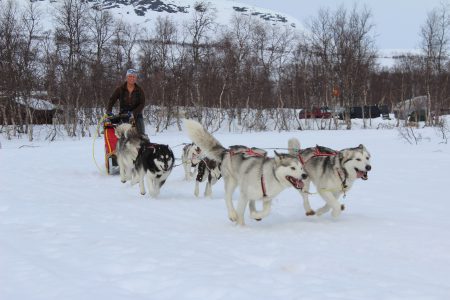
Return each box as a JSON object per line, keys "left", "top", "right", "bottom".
{"left": 1, "top": 119, "right": 450, "bottom": 299}
{"left": 14, "top": 97, "right": 56, "bottom": 110}
{"left": 376, "top": 49, "right": 423, "bottom": 69}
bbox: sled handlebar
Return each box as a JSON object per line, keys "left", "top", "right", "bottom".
{"left": 104, "top": 113, "right": 134, "bottom": 125}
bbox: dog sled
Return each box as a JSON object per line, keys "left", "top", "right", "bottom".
{"left": 103, "top": 113, "right": 133, "bottom": 175}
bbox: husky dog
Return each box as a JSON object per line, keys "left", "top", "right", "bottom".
{"left": 288, "top": 138, "right": 372, "bottom": 217}
{"left": 133, "top": 141, "right": 175, "bottom": 197}
{"left": 181, "top": 143, "right": 202, "bottom": 180}
{"left": 184, "top": 119, "right": 307, "bottom": 225}
{"left": 115, "top": 123, "right": 141, "bottom": 183}
{"left": 194, "top": 157, "right": 221, "bottom": 197}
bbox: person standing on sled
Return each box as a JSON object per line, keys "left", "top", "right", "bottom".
{"left": 106, "top": 68, "right": 148, "bottom": 140}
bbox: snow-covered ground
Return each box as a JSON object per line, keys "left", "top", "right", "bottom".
{"left": 1, "top": 120, "right": 450, "bottom": 299}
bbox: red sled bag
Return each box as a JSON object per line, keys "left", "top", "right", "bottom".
{"left": 104, "top": 120, "right": 118, "bottom": 174}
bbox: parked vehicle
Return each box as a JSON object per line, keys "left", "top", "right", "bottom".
{"left": 299, "top": 107, "right": 332, "bottom": 119}
{"left": 379, "top": 105, "right": 391, "bottom": 120}
{"left": 407, "top": 110, "right": 427, "bottom": 122}
{"left": 338, "top": 105, "right": 381, "bottom": 119}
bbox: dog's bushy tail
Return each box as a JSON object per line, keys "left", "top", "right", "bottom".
{"left": 126, "top": 127, "right": 140, "bottom": 140}
{"left": 115, "top": 123, "right": 133, "bottom": 139}
{"left": 288, "top": 138, "right": 301, "bottom": 156}
{"left": 184, "top": 119, "right": 225, "bottom": 162}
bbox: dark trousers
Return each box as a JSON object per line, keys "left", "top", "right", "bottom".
{"left": 135, "top": 114, "right": 145, "bottom": 135}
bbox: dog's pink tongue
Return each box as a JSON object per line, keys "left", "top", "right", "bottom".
{"left": 287, "top": 176, "right": 304, "bottom": 189}
{"left": 293, "top": 178, "right": 304, "bottom": 189}
{"left": 357, "top": 171, "right": 367, "bottom": 178}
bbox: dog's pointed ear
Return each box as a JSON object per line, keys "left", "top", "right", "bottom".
{"left": 358, "top": 144, "right": 364, "bottom": 150}
{"left": 274, "top": 151, "right": 284, "bottom": 164}
{"left": 340, "top": 149, "right": 350, "bottom": 160}
{"left": 274, "top": 150, "right": 281, "bottom": 160}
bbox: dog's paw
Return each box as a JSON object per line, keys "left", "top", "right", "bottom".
{"left": 250, "top": 211, "right": 264, "bottom": 221}
{"left": 149, "top": 186, "right": 160, "bottom": 197}
{"left": 194, "top": 188, "right": 199, "bottom": 197}
{"left": 228, "top": 211, "right": 238, "bottom": 222}
{"left": 251, "top": 215, "right": 263, "bottom": 221}
{"left": 315, "top": 210, "right": 325, "bottom": 216}
{"left": 237, "top": 218, "right": 246, "bottom": 226}
{"left": 341, "top": 204, "right": 345, "bottom": 211}
{"left": 331, "top": 209, "right": 341, "bottom": 218}
{"left": 121, "top": 180, "right": 127, "bottom": 183}
{"left": 305, "top": 210, "right": 316, "bottom": 216}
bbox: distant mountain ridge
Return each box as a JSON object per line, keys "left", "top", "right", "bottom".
{"left": 26, "top": 0, "right": 300, "bottom": 30}
{"left": 91, "top": 0, "right": 190, "bottom": 15}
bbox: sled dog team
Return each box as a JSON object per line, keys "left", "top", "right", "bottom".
{"left": 114, "top": 120, "right": 372, "bottom": 225}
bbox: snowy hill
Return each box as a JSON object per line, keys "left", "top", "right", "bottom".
{"left": 20, "top": 0, "right": 300, "bottom": 31}
{"left": 377, "top": 48, "right": 423, "bottom": 68}
{"left": 1, "top": 119, "right": 450, "bottom": 299}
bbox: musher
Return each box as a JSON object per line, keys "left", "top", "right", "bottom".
{"left": 106, "top": 68, "right": 148, "bottom": 140}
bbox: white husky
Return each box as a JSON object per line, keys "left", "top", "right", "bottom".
{"left": 184, "top": 119, "right": 308, "bottom": 225}
{"left": 115, "top": 123, "right": 141, "bottom": 183}
{"left": 288, "top": 138, "right": 372, "bottom": 217}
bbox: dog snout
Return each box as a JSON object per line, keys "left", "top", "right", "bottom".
{"left": 365, "top": 165, "right": 371, "bottom": 171}
{"left": 302, "top": 173, "right": 308, "bottom": 180}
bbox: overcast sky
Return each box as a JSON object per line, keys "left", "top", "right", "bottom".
{"left": 232, "top": 0, "right": 446, "bottom": 50}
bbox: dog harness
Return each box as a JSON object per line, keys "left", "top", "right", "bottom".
{"left": 296, "top": 146, "right": 348, "bottom": 194}
{"left": 227, "top": 146, "right": 269, "bottom": 197}
{"left": 295, "top": 145, "right": 338, "bottom": 166}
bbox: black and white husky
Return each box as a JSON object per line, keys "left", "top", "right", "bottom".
{"left": 194, "top": 157, "right": 221, "bottom": 198}
{"left": 288, "top": 138, "right": 372, "bottom": 217}
{"left": 184, "top": 119, "right": 307, "bottom": 225}
{"left": 115, "top": 123, "right": 141, "bottom": 183}
{"left": 181, "top": 143, "right": 202, "bottom": 180}
{"left": 132, "top": 141, "right": 175, "bottom": 197}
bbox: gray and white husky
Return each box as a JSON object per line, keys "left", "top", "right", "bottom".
{"left": 181, "top": 143, "right": 202, "bottom": 180}
{"left": 288, "top": 138, "right": 372, "bottom": 217}
{"left": 115, "top": 123, "right": 141, "bottom": 183}
{"left": 184, "top": 119, "right": 308, "bottom": 225}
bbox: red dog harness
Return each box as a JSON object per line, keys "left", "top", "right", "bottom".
{"left": 227, "top": 146, "right": 269, "bottom": 197}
